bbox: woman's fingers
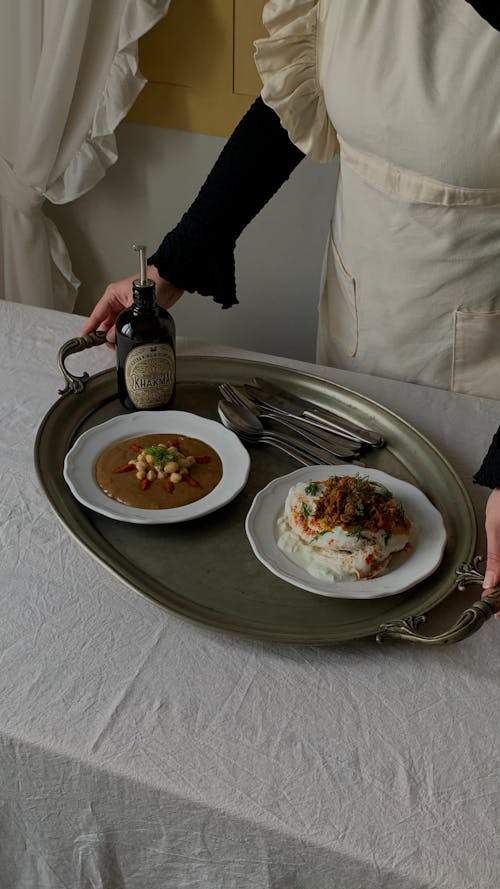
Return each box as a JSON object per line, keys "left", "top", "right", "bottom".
{"left": 483, "top": 489, "right": 500, "bottom": 610}
{"left": 483, "top": 551, "right": 500, "bottom": 591}
{"left": 79, "top": 278, "right": 134, "bottom": 338}
{"left": 78, "top": 266, "right": 184, "bottom": 352}
{"left": 104, "top": 323, "right": 117, "bottom": 347}
{"left": 79, "top": 267, "right": 184, "bottom": 342}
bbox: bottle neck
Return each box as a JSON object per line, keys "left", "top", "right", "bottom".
{"left": 132, "top": 279, "right": 157, "bottom": 315}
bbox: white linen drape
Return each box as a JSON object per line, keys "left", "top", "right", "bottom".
{"left": 0, "top": 0, "right": 170, "bottom": 311}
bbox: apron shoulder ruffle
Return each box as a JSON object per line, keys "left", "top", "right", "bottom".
{"left": 254, "top": 0, "right": 339, "bottom": 163}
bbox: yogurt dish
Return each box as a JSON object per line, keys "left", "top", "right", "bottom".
{"left": 277, "top": 474, "right": 412, "bottom": 582}
{"left": 245, "top": 466, "right": 447, "bottom": 599}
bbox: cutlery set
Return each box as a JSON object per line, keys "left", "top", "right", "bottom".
{"left": 217, "top": 379, "right": 385, "bottom": 466}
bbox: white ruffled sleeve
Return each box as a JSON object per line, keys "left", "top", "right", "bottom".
{"left": 45, "top": 0, "right": 169, "bottom": 204}
{"left": 254, "top": 0, "right": 339, "bottom": 163}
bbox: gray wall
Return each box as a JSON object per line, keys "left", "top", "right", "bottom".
{"left": 47, "top": 121, "right": 338, "bottom": 362}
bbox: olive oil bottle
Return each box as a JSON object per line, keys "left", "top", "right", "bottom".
{"left": 116, "top": 244, "right": 176, "bottom": 411}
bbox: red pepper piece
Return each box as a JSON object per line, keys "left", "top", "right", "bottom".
{"left": 163, "top": 480, "right": 174, "bottom": 493}
{"left": 185, "top": 474, "right": 200, "bottom": 488}
{"left": 139, "top": 478, "right": 150, "bottom": 491}
{"left": 131, "top": 444, "right": 143, "bottom": 453}
{"left": 195, "top": 455, "right": 211, "bottom": 464}
{"left": 113, "top": 463, "right": 135, "bottom": 474}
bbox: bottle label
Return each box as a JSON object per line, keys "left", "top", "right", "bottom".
{"left": 124, "top": 343, "right": 175, "bottom": 409}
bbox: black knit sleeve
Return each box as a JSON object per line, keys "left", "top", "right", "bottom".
{"left": 473, "top": 426, "right": 500, "bottom": 487}
{"left": 148, "top": 96, "right": 305, "bottom": 308}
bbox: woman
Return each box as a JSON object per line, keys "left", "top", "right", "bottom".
{"left": 81, "top": 0, "right": 500, "bottom": 596}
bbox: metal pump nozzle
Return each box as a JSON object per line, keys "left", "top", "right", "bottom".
{"left": 132, "top": 244, "right": 148, "bottom": 285}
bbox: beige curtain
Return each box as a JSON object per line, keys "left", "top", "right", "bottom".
{"left": 0, "top": 0, "right": 170, "bottom": 311}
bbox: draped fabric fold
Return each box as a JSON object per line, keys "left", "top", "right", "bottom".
{"left": 0, "top": 0, "right": 170, "bottom": 311}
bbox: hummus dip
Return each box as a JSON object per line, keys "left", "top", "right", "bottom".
{"left": 95, "top": 434, "right": 222, "bottom": 510}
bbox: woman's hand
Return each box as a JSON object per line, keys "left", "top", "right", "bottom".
{"left": 79, "top": 266, "right": 184, "bottom": 346}
{"left": 483, "top": 488, "right": 500, "bottom": 609}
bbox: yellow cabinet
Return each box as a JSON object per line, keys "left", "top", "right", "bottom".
{"left": 127, "top": 0, "right": 267, "bottom": 137}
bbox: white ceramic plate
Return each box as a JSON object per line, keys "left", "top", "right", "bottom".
{"left": 64, "top": 411, "right": 250, "bottom": 524}
{"left": 245, "top": 465, "right": 447, "bottom": 599}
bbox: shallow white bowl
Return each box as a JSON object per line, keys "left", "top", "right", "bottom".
{"left": 64, "top": 411, "right": 250, "bottom": 524}
{"left": 245, "top": 465, "right": 447, "bottom": 599}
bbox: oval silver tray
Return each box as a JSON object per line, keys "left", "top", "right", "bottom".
{"left": 35, "top": 350, "right": 496, "bottom": 644}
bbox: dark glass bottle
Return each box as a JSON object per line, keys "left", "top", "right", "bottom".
{"left": 116, "top": 245, "right": 176, "bottom": 412}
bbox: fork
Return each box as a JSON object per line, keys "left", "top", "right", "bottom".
{"left": 218, "top": 383, "right": 361, "bottom": 460}
{"left": 217, "top": 400, "right": 334, "bottom": 466}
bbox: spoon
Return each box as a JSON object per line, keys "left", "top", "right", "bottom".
{"left": 219, "top": 383, "right": 360, "bottom": 459}
{"left": 217, "top": 400, "right": 339, "bottom": 465}
{"left": 218, "top": 403, "right": 322, "bottom": 465}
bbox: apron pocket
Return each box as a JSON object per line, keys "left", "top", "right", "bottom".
{"left": 452, "top": 309, "right": 500, "bottom": 399}
{"left": 325, "top": 233, "right": 358, "bottom": 358}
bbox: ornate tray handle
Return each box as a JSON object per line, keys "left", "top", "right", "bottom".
{"left": 377, "top": 557, "right": 500, "bottom": 645}
{"left": 57, "top": 332, "right": 108, "bottom": 395}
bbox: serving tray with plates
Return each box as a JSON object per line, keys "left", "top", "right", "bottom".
{"left": 35, "top": 345, "right": 487, "bottom": 644}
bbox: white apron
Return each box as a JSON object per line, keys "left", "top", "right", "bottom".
{"left": 255, "top": 0, "right": 500, "bottom": 398}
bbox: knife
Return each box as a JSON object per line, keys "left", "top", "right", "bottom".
{"left": 219, "top": 382, "right": 361, "bottom": 457}
{"left": 246, "top": 378, "right": 386, "bottom": 448}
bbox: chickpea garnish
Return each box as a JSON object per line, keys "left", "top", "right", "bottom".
{"left": 112, "top": 440, "right": 209, "bottom": 494}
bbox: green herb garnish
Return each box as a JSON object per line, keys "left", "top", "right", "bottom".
{"left": 143, "top": 444, "right": 178, "bottom": 468}
{"left": 376, "top": 484, "right": 393, "bottom": 501}
{"left": 305, "top": 482, "right": 320, "bottom": 496}
{"left": 312, "top": 529, "right": 330, "bottom": 542}
{"left": 346, "top": 525, "right": 366, "bottom": 541}
{"left": 300, "top": 502, "right": 312, "bottom": 519}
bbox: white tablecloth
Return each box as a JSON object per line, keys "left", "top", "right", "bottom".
{"left": 2, "top": 300, "right": 500, "bottom": 889}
